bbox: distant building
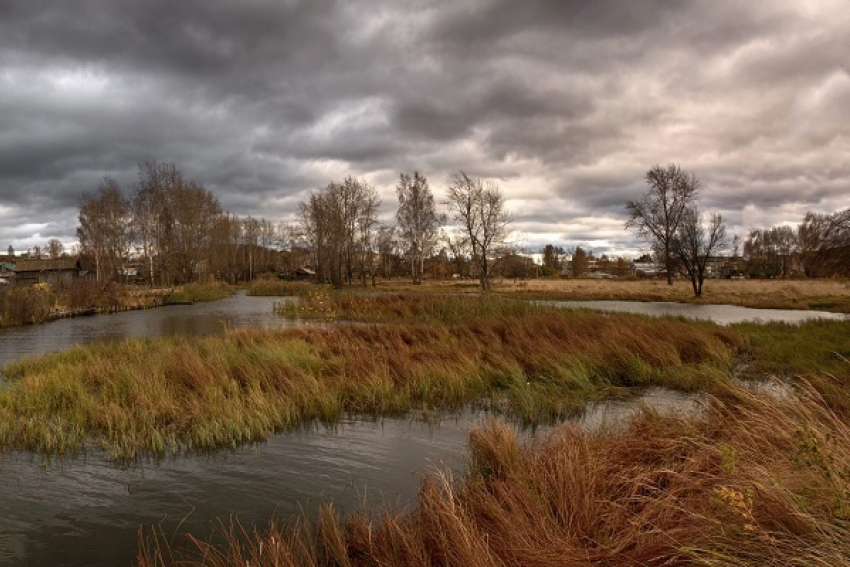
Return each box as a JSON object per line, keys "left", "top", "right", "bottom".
{"left": 0, "top": 261, "right": 14, "bottom": 278}
{"left": 633, "top": 262, "right": 664, "bottom": 279}
{"left": 13, "top": 258, "right": 83, "bottom": 288}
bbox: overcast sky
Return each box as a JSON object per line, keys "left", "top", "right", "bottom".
{"left": 1, "top": 0, "right": 847, "bottom": 257}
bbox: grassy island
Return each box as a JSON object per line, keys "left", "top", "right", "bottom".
{"left": 1, "top": 295, "right": 744, "bottom": 460}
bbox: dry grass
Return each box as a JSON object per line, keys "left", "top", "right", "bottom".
{"left": 368, "top": 277, "right": 850, "bottom": 312}
{"left": 171, "top": 282, "right": 234, "bottom": 303}
{"left": 492, "top": 278, "right": 850, "bottom": 312}
{"left": 0, "top": 297, "right": 741, "bottom": 460}
{"left": 138, "top": 381, "right": 850, "bottom": 566}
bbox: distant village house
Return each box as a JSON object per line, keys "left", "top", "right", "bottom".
{"left": 12, "top": 258, "right": 84, "bottom": 288}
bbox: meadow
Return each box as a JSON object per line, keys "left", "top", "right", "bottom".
{"left": 384, "top": 276, "right": 850, "bottom": 313}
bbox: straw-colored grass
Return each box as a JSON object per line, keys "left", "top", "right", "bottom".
{"left": 248, "top": 279, "right": 325, "bottom": 297}
{"left": 171, "top": 282, "right": 234, "bottom": 303}
{"left": 138, "top": 380, "right": 850, "bottom": 566}
{"left": 494, "top": 277, "right": 850, "bottom": 312}
{"left": 370, "top": 277, "right": 850, "bottom": 313}
{"left": 0, "top": 297, "right": 741, "bottom": 460}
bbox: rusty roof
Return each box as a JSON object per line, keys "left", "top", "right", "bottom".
{"left": 13, "top": 258, "right": 81, "bottom": 273}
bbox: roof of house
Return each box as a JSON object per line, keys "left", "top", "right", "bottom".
{"left": 13, "top": 258, "right": 81, "bottom": 273}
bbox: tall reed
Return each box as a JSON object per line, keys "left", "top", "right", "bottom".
{"left": 138, "top": 380, "right": 850, "bottom": 566}
{"left": 171, "top": 282, "right": 233, "bottom": 303}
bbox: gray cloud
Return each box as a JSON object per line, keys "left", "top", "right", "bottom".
{"left": 0, "top": 0, "right": 847, "bottom": 255}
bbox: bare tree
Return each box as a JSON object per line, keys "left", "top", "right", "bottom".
{"left": 299, "top": 177, "right": 380, "bottom": 288}
{"left": 803, "top": 208, "right": 850, "bottom": 277}
{"left": 376, "top": 226, "right": 400, "bottom": 279}
{"left": 672, "top": 207, "right": 727, "bottom": 297}
{"left": 396, "top": 172, "right": 441, "bottom": 284}
{"left": 77, "top": 177, "right": 131, "bottom": 285}
{"left": 626, "top": 164, "right": 699, "bottom": 285}
{"left": 445, "top": 172, "right": 510, "bottom": 291}
{"left": 541, "top": 244, "right": 564, "bottom": 273}
{"left": 131, "top": 162, "right": 222, "bottom": 285}
{"left": 356, "top": 183, "right": 381, "bottom": 286}
{"left": 442, "top": 228, "right": 470, "bottom": 278}
{"left": 46, "top": 239, "right": 64, "bottom": 259}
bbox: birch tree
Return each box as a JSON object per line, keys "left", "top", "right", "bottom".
{"left": 445, "top": 172, "right": 510, "bottom": 291}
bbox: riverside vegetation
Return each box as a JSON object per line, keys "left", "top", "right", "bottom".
{"left": 0, "top": 295, "right": 744, "bottom": 460}
{"left": 140, "top": 380, "right": 850, "bottom": 566}
{"left": 0, "top": 280, "right": 233, "bottom": 328}
{"left": 1, "top": 291, "right": 849, "bottom": 565}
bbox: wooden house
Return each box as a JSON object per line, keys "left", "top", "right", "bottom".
{"left": 13, "top": 258, "right": 83, "bottom": 288}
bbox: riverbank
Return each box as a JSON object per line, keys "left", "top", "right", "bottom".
{"left": 140, "top": 379, "right": 850, "bottom": 566}
{"left": 0, "top": 281, "right": 234, "bottom": 328}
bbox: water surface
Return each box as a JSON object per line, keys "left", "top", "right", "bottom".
{"left": 0, "top": 389, "right": 694, "bottom": 567}
{"left": 0, "top": 292, "right": 300, "bottom": 371}
{"left": 539, "top": 299, "right": 848, "bottom": 326}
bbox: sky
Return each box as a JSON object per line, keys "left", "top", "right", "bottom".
{"left": 0, "top": 0, "right": 848, "bottom": 257}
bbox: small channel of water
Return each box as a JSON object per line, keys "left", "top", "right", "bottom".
{"left": 538, "top": 299, "right": 849, "bottom": 325}
{"left": 0, "top": 292, "right": 301, "bottom": 372}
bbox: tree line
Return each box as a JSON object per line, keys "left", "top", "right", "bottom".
{"left": 743, "top": 209, "right": 850, "bottom": 278}
{"left": 76, "top": 162, "right": 299, "bottom": 287}
{"left": 71, "top": 163, "right": 511, "bottom": 290}
{"left": 298, "top": 170, "right": 510, "bottom": 290}
{"left": 25, "top": 160, "right": 845, "bottom": 295}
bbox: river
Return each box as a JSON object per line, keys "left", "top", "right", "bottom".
{"left": 0, "top": 293, "right": 842, "bottom": 566}
{"left": 0, "top": 292, "right": 300, "bottom": 372}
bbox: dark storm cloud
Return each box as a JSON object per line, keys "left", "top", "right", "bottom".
{"left": 0, "top": 0, "right": 847, "bottom": 253}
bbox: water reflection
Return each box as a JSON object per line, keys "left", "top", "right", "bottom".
{"left": 0, "top": 292, "right": 302, "bottom": 371}
{"left": 538, "top": 299, "right": 849, "bottom": 326}
{"left": 0, "top": 412, "right": 477, "bottom": 566}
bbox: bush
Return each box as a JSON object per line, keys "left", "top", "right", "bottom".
{"left": 1, "top": 284, "right": 55, "bottom": 326}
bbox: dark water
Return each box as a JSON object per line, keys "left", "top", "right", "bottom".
{"left": 0, "top": 292, "right": 301, "bottom": 371}
{"left": 0, "top": 413, "right": 475, "bottom": 566}
{"left": 539, "top": 299, "right": 849, "bottom": 325}
{"left": 0, "top": 389, "right": 695, "bottom": 567}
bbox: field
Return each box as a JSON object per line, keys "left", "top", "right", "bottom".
{"left": 378, "top": 277, "right": 850, "bottom": 312}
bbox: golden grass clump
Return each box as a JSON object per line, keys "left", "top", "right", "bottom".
{"left": 170, "top": 282, "right": 234, "bottom": 303}
{"left": 138, "top": 381, "right": 850, "bottom": 566}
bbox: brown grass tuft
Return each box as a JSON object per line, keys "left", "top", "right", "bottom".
{"left": 139, "top": 381, "right": 850, "bottom": 566}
